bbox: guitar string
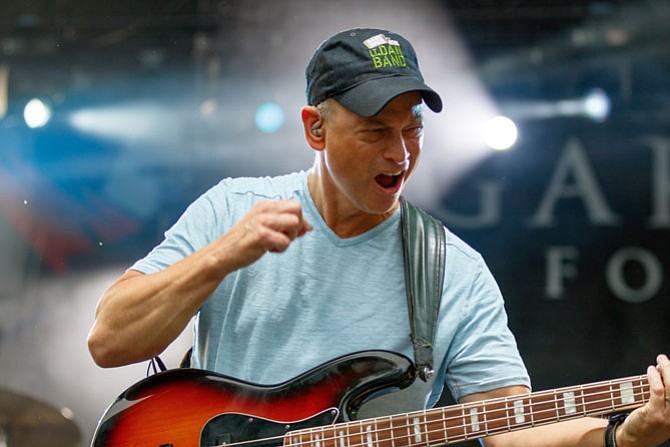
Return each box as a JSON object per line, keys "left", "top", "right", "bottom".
{"left": 294, "top": 379, "right": 649, "bottom": 441}
{"left": 209, "top": 380, "right": 648, "bottom": 447}
{"left": 211, "top": 383, "right": 648, "bottom": 447}
{"left": 278, "top": 390, "right": 648, "bottom": 447}
{"left": 283, "top": 385, "right": 649, "bottom": 447}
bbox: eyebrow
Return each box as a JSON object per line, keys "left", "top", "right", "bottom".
{"left": 362, "top": 105, "right": 425, "bottom": 127}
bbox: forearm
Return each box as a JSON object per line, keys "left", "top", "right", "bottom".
{"left": 476, "top": 355, "right": 670, "bottom": 447}
{"left": 88, "top": 239, "right": 235, "bottom": 368}
{"left": 462, "top": 389, "right": 608, "bottom": 447}
{"left": 483, "top": 417, "right": 607, "bottom": 447}
{"left": 88, "top": 199, "right": 312, "bottom": 368}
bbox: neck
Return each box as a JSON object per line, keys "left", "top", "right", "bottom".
{"left": 307, "top": 170, "right": 398, "bottom": 238}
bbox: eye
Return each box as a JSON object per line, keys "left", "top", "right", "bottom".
{"left": 359, "top": 127, "right": 387, "bottom": 142}
{"left": 367, "top": 128, "right": 385, "bottom": 134}
{"left": 404, "top": 125, "right": 424, "bottom": 138}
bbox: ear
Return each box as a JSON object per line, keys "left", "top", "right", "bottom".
{"left": 301, "top": 106, "right": 325, "bottom": 150}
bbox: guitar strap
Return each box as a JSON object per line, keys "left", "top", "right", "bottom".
{"left": 400, "top": 196, "right": 446, "bottom": 382}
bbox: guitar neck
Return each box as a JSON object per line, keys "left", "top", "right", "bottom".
{"left": 286, "top": 374, "right": 649, "bottom": 447}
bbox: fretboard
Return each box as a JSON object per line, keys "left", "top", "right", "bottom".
{"left": 284, "top": 375, "right": 648, "bottom": 447}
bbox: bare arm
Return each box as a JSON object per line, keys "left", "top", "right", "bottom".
{"left": 469, "top": 385, "right": 607, "bottom": 447}
{"left": 483, "top": 416, "right": 609, "bottom": 447}
{"left": 87, "top": 200, "right": 312, "bottom": 368}
{"left": 457, "top": 386, "right": 599, "bottom": 447}
{"left": 468, "top": 355, "right": 670, "bottom": 447}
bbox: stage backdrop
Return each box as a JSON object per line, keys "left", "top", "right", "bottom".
{"left": 431, "top": 119, "right": 670, "bottom": 393}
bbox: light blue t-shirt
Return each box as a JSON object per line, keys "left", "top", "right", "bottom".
{"left": 131, "top": 170, "right": 530, "bottom": 412}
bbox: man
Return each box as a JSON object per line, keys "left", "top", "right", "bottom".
{"left": 88, "top": 28, "right": 670, "bottom": 447}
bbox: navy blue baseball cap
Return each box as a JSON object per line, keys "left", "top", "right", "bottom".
{"left": 306, "top": 28, "right": 442, "bottom": 117}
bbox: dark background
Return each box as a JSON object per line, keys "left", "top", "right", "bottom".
{"left": 1, "top": 1, "right": 669, "bottom": 446}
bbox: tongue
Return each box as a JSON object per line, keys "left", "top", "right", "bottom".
{"left": 375, "top": 174, "right": 397, "bottom": 188}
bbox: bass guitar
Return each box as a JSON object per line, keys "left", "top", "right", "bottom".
{"left": 91, "top": 350, "right": 648, "bottom": 447}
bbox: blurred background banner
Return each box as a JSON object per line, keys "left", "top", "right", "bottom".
{"left": 0, "top": 1, "right": 669, "bottom": 446}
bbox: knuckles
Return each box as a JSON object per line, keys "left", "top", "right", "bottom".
{"left": 236, "top": 200, "right": 307, "bottom": 256}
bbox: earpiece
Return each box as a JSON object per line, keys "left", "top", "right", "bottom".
{"left": 311, "top": 124, "right": 322, "bottom": 137}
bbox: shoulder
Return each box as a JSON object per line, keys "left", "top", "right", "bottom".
{"left": 442, "top": 227, "right": 483, "bottom": 263}
{"left": 172, "top": 171, "right": 308, "bottom": 237}
{"left": 211, "top": 171, "right": 307, "bottom": 200}
{"left": 406, "top": 200, "right": 483, "bottom": 264}
{"left": 402, "top": 200, "right": 489, "bottom": 289}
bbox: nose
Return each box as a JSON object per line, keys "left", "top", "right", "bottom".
{"left": 384, "top": 132, "right": 410, "bottom": 164}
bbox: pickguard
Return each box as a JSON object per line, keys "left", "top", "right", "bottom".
{"left": 201, "top": 409, "right": 339, "bottom": 447}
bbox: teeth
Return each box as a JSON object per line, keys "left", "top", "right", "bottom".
{"left": 384, "top": 171, "right": 403, "bottom": 176}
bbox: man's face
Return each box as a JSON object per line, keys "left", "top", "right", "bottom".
{"left": 320, "top": 91, "right": 424, "bottom": 216}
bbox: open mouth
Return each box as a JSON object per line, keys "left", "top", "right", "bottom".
{"left": 374, "top": 172, "right": 403, "bottom": 190}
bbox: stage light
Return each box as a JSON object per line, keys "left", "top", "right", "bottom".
{"left": 254, "top": 102, "right": 284, "bottom": 134}
{"left": 69, "top": 102, "right": 180, "bottom": 145}
{"left": 583, "top": 88, "right": 611, "bottom": 122}
{"left": 498, "top": 88, "right": 612, "bottom": 125}
{"left": 24, "top": 98, "right": 52, "bottom": 128}
{"left": 482, "top": 116, "right": 518, "bottom": 151}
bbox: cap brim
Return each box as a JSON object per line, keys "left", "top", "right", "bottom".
{"left": 333, "top": 76, "right": 443, "bottom": 117}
